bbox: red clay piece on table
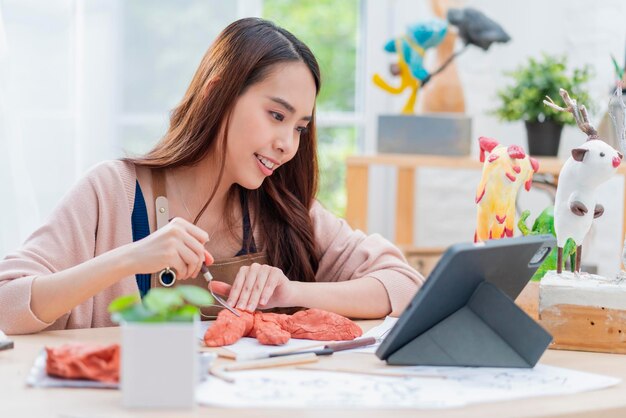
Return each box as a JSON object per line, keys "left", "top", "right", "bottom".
{"left": 249, "top": 313, "right": 291, "bottom": 345}
{"left": 203, "top": 308, "right": 363, "bottom": 347}
{"left": 203, "top": 310, "right": 255, "bottom": 347}
{"left": 46, "top": 343, "right": 120, "bottom": 383}
{"left": 279, "top": 309, "right": 362, "bottom": 340}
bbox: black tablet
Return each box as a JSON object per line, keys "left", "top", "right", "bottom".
{"left": 376, "top": 235, "right": 555, "bottom": 366}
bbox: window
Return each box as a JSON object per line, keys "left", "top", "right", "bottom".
{"left": 263, "top": 0, "right": 363, "bottom": 216}
{"left": 118, "top": 0, "right": 239, "bottom": 155}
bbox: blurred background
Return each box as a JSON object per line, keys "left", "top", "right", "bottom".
{"left": 1, "top": 0, "right": 625, "bottom": 276}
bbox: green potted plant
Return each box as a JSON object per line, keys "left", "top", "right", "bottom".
{"left": 493, "top": 54, "right": 594, "bottom": 156}
{"left": 108, "top": 286, "right": 213, "bottom": 408}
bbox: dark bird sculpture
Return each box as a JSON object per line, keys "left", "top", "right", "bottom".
{"left": 447, "top": 8, "right": 511, "bottom": 51}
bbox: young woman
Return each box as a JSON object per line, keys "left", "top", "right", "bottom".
{"left": 0, "top": 18, "right": 423, "bottom": 334}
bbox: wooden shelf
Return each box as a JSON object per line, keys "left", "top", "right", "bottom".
{"left": 345, "top": 154, "right": 626, "bottom": 246}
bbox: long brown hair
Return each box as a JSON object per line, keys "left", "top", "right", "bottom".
{"left": 127, "top": 17, "right": 321, "bottom": 283}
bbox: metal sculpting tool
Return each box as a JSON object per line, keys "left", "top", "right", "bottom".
{"left": 201, "top": 264, "right": 241, "bottom": 317}
{"left": 267, "top": 336, "right": 378, "bottom": 358}
{"left": 236, "top": 336, "right": 378, "bottom": 361}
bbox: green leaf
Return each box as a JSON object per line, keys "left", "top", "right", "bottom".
{"left": 111, "top": 303, "right": 154, "bottom": 323}
{"left": 143, "top": 288, "right": 184, "bottom": 315}
{"left": 532, "top": 206, "right": 556, "bottom": 235}
{"left": 176, "top": 285, "right": 214, "bottom": 307}
{"left": 108, "top": 288, "right": 209, "bottom": 323}
{"left": 170, "top": 305, "right": 199, "bottom": 322}
{"left": 108, "top": 294, "right": 141, "bottom": 313}
{"left": 491, "top": 53, "right": 594, "bottom": 125}
{"left": 611, "top": 54, "right": 625, "bottom": 80}
{"left": 517, "top": 210, "right": 531, "bottom": 236}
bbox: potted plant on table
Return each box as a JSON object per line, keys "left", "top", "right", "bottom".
{"left": 108, "top": 286, "right": 213, "bottom": 408}
{"left": 493, "top": 54, "right": 594, "bottom": 156}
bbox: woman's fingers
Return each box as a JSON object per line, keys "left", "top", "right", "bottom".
{"left": 204, "top": 250, "right": 214, "bottom": 266}
{"left": 258, "top": 269, "right": 282, "bottom": 307}
{"left": 173, "top": 243, "right": 197, "bottom": 279}
{"left": 130, "top": 217, "right": 213, "bottom": 277}
{"left": 241, "top": 265, "right": 271, "bottom": 311}
{"left": 225, "top": 264, "right": 288, "bottom": 311}
{"left": 209, "top": 281, "right": 231, "bottom": 297}
{"left": 227, "top": 266, "right": 249, "bottom": 306}
{"left": 234, "top": 263, "right": 263, "bottom": 310}
{"left": 172, "top": 217, "right": 209, "bottom": 244}
{"left": 164, "top": 218, "right": 214, "bottom": 279}
{"left": 181, "top": 235, "right": 205, "bottom": 278}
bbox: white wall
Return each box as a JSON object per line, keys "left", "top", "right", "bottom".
{"left": 363, "top": 0, "right": 626, "bottom": 277}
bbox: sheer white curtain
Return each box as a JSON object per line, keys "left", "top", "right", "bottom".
{"left": 0, "top": 1, "right": 40, "bottom": 256}
{"left": 0, "top": 0, "right": 246, "bottom": 257}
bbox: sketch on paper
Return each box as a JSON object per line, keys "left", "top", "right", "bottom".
{"left": 196, "top": 365, "right": 619, "bottom": 409}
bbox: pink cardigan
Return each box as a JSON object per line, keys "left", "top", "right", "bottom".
{"left": 0, "top": 161, "right": 423, "bottom": 334}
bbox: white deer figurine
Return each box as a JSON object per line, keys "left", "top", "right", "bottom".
{"left": 544, "top": 88, "right": 623, "bottom": 274}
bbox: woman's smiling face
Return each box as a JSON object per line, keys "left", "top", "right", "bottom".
{"left": 224, "top": 61, "right": 317, "bottom": 190}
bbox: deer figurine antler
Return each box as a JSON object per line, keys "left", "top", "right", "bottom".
{"left": 543, "top": 88, "right": 598, "bottom": 139}
{"left": 543, "top": 88, "right": 622, "bottom": 274}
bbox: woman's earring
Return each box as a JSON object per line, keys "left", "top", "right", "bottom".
{"left": 158, "top": 267, "right": 177, "bottom": 287}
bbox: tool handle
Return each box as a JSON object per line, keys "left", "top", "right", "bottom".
{"left": 269, "top": 347, "right": 333, "bottom": 358}
{"left": 324, "top": 336, "right": 377, "bottom": 352}
{"left": 223, "top": 353, "right": 319, "bottom": 371}
{"left": 200, "top": 264, "right": 213, "bottom": 281}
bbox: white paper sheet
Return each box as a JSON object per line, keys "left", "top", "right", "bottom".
{"left": 198, "top": 320, "right": 326, "bottom": 359}
{"left": 197, "top": 320, "right": 214, "bottom": 340}
{"left": 351, "top": 316, "right": 397, "bottom": 353}
{"left": 196, "top": 364, "right": 620, "bottom": 409}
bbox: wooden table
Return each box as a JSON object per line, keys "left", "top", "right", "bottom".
{"left": 2, "top": 322, "right": 626, "bottom": 417}
{"left": 346, "top": 154, "right": 626, "bottom": 246}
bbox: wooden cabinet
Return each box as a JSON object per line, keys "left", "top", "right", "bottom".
{"left": 398, "top": 245, "right": 445, "bottom": 277}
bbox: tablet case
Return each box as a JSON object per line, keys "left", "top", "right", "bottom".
{"left": 376, "top": 235, "right": 555, "bottom": 367}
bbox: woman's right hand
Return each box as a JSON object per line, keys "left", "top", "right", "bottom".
{"left": 123, "top": 217, "right": 213, "bottom": 279}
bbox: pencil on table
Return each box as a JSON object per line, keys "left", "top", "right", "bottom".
{"left": 223, "top": 352, "right": 319, "bottom": 371}
{"left": 209, "top": 368, "right": 236, "bottom": 384}
{"left": 324, "top": 336, "right": 377, "bottom": 351}
{"left": 209, "top": 352, "right": 319, "bottom": 383}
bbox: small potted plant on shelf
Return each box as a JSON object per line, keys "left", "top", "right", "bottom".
{"left": 493, "top": 53, "right": 594, "bottom": 156}
{"left": 108, "top": 286, "right": 213, "bottom": 408}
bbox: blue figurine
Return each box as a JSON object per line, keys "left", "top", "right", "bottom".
{"left": 373, "top": 9, "right": 510, "bottom": 114}
{"left": 373, "top": 19, "right": 447, "bottom": 114}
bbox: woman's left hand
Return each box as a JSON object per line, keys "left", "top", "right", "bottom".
{"left": 220, "top": 263, "right": 295, "bottom": 311}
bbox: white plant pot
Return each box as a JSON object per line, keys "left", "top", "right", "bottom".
{"left": 121, "top": 320, "right": 198, "bottom": 408}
